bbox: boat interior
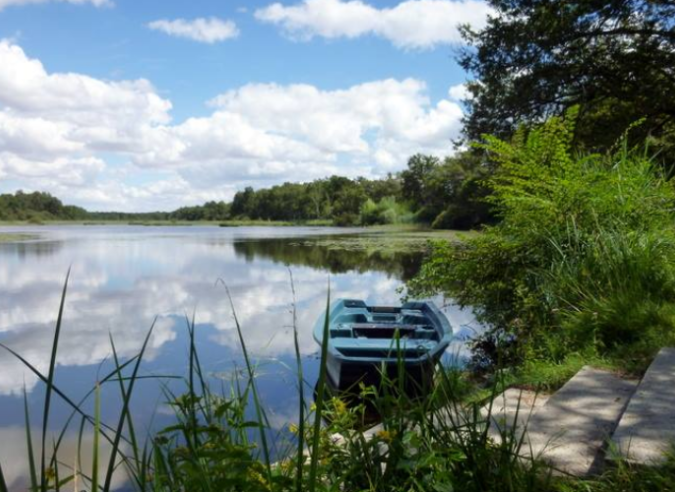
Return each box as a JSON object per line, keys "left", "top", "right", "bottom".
{"left": 328, "top": 300, "right": 442, "bottom": 359}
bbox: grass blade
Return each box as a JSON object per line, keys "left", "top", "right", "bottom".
{"left": 0, "top": 342, "right": 131, "bottom": 447}
{"left": 218, "top": 279, "right": 272, "bottom": 476}
{"left": 0, "top": 461, "right": 8, "bottom": 492}
{"left": 75, "top": 416, "right": 86, "bottom": 492}
{"left": 289, "top": 270, "right": 305, "bottom": 492}
{"left": 51, "top": 439, "right": 60, "bottom": 492}
{"left": 41, "top": 268, "right": 70, "bottom": 492}
{"left": 24, "top": 386, "right": 38, "bottom": 492}
{"left": 103, "top": 319, "right": 156, "bottom": 491}
{"left": 91, "top": 382, "right": 100, "bottom": 492}
{"left": 109, "top": 334, "right": 141, "bottom": 480}
{"left": 308, "top": 281, "right": 331, "bottom": 491}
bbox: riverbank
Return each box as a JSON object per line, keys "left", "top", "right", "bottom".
{"left": 0, "top": 218, "right": 334, "bottom": 227}
{"left": 0, "top": 223, "right": 476, "bottom": 253}
{"left": 0, "top": 232, "right": 38, "bottom": 242}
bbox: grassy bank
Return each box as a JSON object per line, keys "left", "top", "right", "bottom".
{"left": 0, "top": 219, "right": 335, "bottom": 227}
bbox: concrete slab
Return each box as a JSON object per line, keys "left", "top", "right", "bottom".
{"left": 612, "top": 347, "right": 675, "bottom": 465}
{"left": 525, "top": 366, "right": 636, "bottom": 476}
{"left": 480, "top": 388, "right": 549, "bottom": 440}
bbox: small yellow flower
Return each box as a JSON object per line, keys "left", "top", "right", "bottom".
{"left": 376, "top": 429, "right": 396, "bottom": 443}
{"left": 332, "top": 398, "right": 347, "bottom": 415}
{"left": 288, "top": 423, "right": 299, "bottom": 434}
{"left": 310, "top": 402, "right": 317, "bottom": 412}
{"left": 247, "top": 469, "right": 270, "bottom": 489}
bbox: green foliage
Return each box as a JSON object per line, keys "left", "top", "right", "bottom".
{"left": 459, "top": 0, "right": 675, "bottom": 162}
{"left": 332, "top": 183, "right": 368, "bottom": 226}
{"left": 0, "top": 162, "right": 492, "bottom": 229}
{"left": 0, "top": 191, "right": 88, "bottom": 221}
{"left": 410, "top": 110, "right": 675, "bottom": 366}
{"left": 554, "top": 452, "right": 675, "bottom": 492}
{"left": 170, "top": 201, "right": 230, "bottom": 221}
{"left": 399, "top": 152, "right": 496, "bottom": 229}
{"left": 227, "top": 176, "right": 402, "bottom": 226}
{"left": 360, "top": 196, "right": 412, "bottom": 225}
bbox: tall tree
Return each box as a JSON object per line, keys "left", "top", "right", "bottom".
{"left": 459, "top": 0, "right": 675, "bottom": 161}
{"left": 400, "top": 154, "right": 440, "bottom": 207}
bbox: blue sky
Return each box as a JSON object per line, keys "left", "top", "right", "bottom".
{"left": 0, "top": 0, "right": 489, "bottom": 211}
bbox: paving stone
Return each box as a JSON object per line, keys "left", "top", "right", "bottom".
{"left": 525, "top": 366, "right": 636, "bottom": 476}
{"left": 612, "top": 347, "right": 675, "bottom": 465}
{"left": 480, "top": 388, "right": 549, "bottom": 440}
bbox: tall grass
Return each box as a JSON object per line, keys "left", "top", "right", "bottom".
{"left": 1, "top": 273, "right": 673, "bottom": 491}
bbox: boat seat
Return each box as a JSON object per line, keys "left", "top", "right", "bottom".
{"left": 351, "top": 323, "right": 418, "bottom": 330}
{"left": 350, "top": 323, "right": 428, "bottom": 340}
{"left": 336, "top": 313, "right": 369, "bottom": 324}
{"left": 332, "top": 338, "right": 436, "bottom": 359}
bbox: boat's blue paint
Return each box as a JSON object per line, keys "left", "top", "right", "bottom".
{"left": 313, "top": 298, "right": 453, "bottom": 389}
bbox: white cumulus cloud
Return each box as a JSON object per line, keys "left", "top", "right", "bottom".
{"left": 133, "top": 78, "right": 464, "bottom": 183}
{"left": 448, "top": 83, "right": 471, "bottom": 101}
{"left": 0, "top": 0, "right": 111, "bottom": 11}
{"left": 0, "top": 40, "right": 172, "bottom": 195}
{"left": 0, "top": 40, "right": 465, "bottom": 211}
{"left": 255, "top": 0, "right": 492, "bottom": 49}
{"left": 147, "top": 17, "right": 240, "bottom": 44}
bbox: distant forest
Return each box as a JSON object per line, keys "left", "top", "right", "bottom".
{"left": 0, "top": 152, "right": 494, "bottom": 230}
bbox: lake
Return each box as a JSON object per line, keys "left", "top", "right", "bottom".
{"left": 0, "top": 225, "right": 478, "bottom": 490}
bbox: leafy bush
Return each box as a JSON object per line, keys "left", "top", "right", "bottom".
{"left": 409, "top": 109, "right": 675, "bottom": 366}
{"left": 360, "top": 196, "right": 411, "bottom": 225}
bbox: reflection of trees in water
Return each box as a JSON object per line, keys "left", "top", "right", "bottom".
{"left": 233, "top": 238, "right": 423, "bottom": 281}
{"left": 0, "top": 240, "right": 63, "bottom": 258}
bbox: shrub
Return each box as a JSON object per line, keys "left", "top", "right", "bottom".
{"left": 409, "top": 109, "right": 675, "bottom": 366}
{"left": 359, "top": 196, "right": 411, "bottom": 225}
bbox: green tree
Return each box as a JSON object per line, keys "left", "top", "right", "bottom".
{"left": 231, "top": 187, "right": 257, "bottom": 218}
{"left": 427, "top": 153, "right": 495, "bottom": 230}
{"left": 459, "top": 0, "right": 675, "bottom": 162}
{"left": 332, "top": 184, "right": 367, "bottom": 226}
{"left": 400, "top": 154, "right": 440, "bottom": 208}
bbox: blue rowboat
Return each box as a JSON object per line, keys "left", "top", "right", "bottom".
{"left": 313, "top": 299, "right": 453, "bottom": 390}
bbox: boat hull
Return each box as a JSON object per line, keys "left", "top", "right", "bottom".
{"left": 326, "top": 352, "right": 437, "bottom": 392}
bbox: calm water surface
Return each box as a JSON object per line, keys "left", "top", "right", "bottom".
{"left": 0, "top": 226, "right": 478, "bottom": 490}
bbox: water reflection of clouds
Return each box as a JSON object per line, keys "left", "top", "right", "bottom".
{"left": 0, "top": 427, "right": 127, "bottom": 491}
{"left": 0, "top": 227, "right": 479, "bottom": 397}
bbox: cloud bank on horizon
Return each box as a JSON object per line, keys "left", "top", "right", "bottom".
{"left": 0, "top": 0, "right": 489, "bottom": 211}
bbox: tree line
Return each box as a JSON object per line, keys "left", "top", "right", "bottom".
{"left": 0, "top": 152, "right": 494, "bottom": 229}
{"left": 170, "top": 156, "right": 494, "bottom": 228}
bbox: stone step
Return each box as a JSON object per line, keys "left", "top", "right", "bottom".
{"left": 480, "top": 388, "right": 549, "bottom": 440}
{"left": 611, "top": 347, "right": 675, "bottom": 465}
{"left": 524, "top": 366, "right": 637, "bottom": 476}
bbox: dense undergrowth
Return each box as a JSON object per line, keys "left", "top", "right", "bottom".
{"left": 408, "top": 110, "right": 675, "bottom": 375}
